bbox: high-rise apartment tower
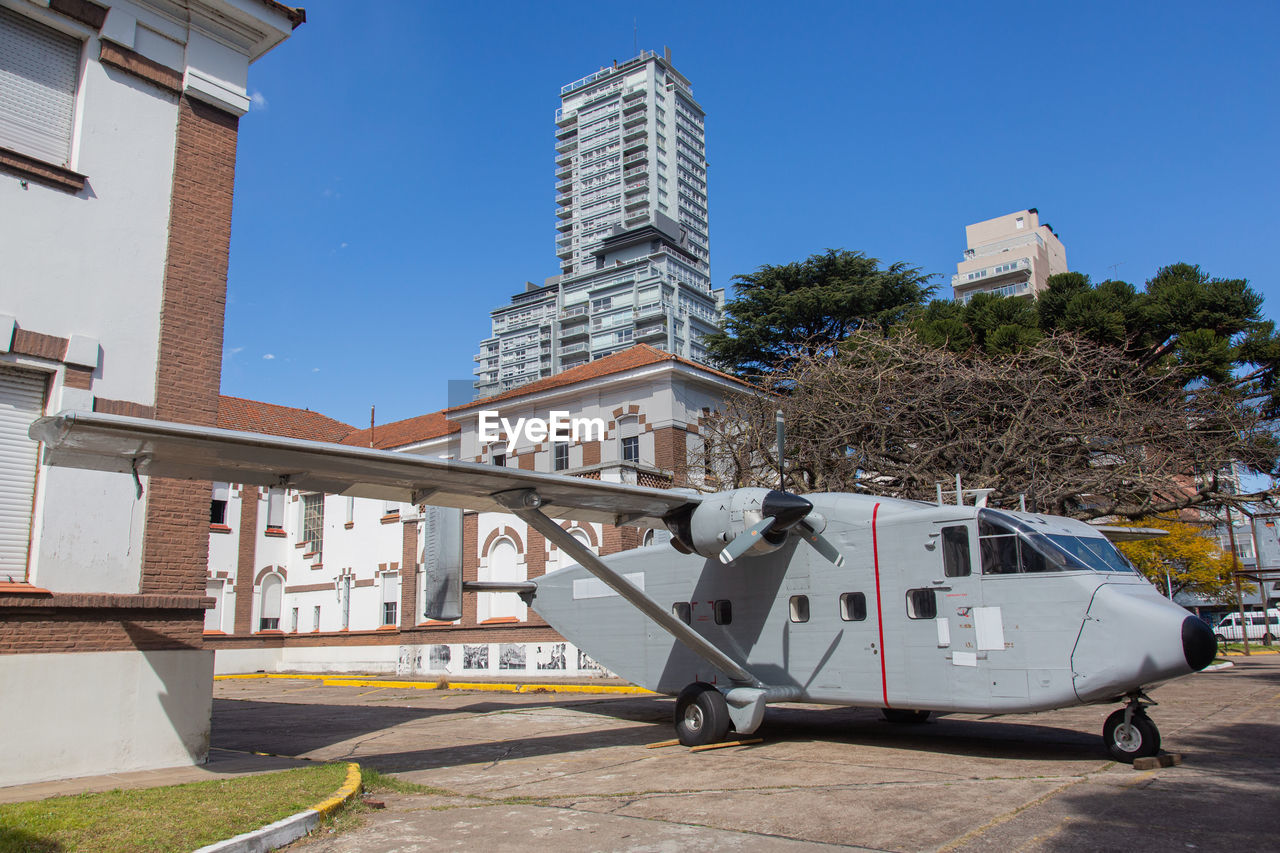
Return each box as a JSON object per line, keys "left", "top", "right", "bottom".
{"left": 951, "top": 208, "right": 1068, "bottom": 303}
{"left": 475, "top": 49, "right": 723, "bottom": 396}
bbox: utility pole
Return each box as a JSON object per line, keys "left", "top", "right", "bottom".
{"left": 1226, "top": 505, "right": 1250, "bottom": 656}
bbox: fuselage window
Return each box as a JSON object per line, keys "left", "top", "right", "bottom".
{"left": 840, "top": 592, "right": 867, "bottom": 621}
{"left": 673, "top": 602, "right": 691, "bottom": 624}
{"left": 789, "top": 595, "right": 810, "bottom": 623}
{"left": 714, "top": 599, "right": 732, "bottom": 625}
{"left": 906, "top": 588, "right": 937, "bottom": 620}
{"left": 942, "top": 525, "right": 971, "bottom": 577}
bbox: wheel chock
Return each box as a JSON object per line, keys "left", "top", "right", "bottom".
{"left": 1132, "top": 753, "right": 1183, "bottom": 770}
{"left": 689, "top": 738, "right": 763, "bottom": 752}
{"left": 645, "top": 739, "right": 682, "bottom": 749}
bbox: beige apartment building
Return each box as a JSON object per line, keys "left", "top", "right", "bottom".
{"left": 951, "top": 209, "right": 1067, "bottom": 302}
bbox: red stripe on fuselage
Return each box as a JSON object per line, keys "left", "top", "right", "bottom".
{"left": 872, "top": 502, "right": 888, "bottom": 708}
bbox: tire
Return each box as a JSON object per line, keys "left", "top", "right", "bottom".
{"left": 1103, "top": 709, "right": 1160, "bottom": 762}
{"left": 881, "top": 708, "right": 931, "bottom": 724}
{"left": 674, "top": 682, "right": 732, "bottom": 746}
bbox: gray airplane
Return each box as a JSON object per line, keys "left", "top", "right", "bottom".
{"left": 30, "top": 411, "right": 1217, "bottom": 763}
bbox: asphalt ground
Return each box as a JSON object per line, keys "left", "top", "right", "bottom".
{"left": 211, "top": 658, "right": 1280, "bottom": 852}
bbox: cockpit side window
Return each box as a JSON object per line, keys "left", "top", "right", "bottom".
{"left": 979, "top": 517, "right": 1020, "bottom": 574}
{"left": 978, "top": 511, "right": 1069, "bottom": 574}
{"left": 942, "top": 525, "right": 971, "bottom": 577}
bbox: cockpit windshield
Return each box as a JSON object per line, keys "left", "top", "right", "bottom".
{"left": 1043, "top": 534, "right": 1136, "bottom": 573}
{"left": 977, "top": 510, "right": 1136, "bottom": 575}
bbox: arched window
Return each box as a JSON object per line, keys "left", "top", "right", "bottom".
{"left": 480, "top": 538, "right": 525, "bottom": 622}
{"left": 259, "top": 573, "right": 283, "bottom": 631}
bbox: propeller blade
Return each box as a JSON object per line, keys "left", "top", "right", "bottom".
{"left": 798, "top": 519, "right": 845, "bottom": 567}
{"left": 718, "top": 516, "right": 776, "bottom": 564}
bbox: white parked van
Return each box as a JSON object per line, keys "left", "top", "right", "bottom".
{"left": 1214, "top": 609, "right": 1280, "bottom": 644}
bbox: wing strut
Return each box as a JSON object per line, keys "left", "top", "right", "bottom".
{"left": 493, "top": 488, "right": 761, "bottom": 688}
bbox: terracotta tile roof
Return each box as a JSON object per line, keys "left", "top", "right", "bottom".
{"left": 218, "top": 346, "right": 749, "bottom": 451}
{"left": 218, "top": 395, "right": 355, "bottom": 443}
{"left": 340, "top": 410, "right": 459, "bottom": 450}
{"left": 450, "top": 344, "right": 753, "bottom": 412}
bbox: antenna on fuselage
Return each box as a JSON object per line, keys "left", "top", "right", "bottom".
{"left": 776, "top": 409, "right": 785, "bottom": 491}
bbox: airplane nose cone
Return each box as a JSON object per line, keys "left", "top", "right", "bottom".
{"left": 762, "top": 490, "right": 812, "bottom": 529}
{"left": 1182, "top": 615, "right": 1216, "bottom": 671}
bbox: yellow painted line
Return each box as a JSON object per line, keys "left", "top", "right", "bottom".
{"left": 311, "top": 762, "right": 362, "bottom": 818}
{"left": 215, "top": 673, "right": 654, "bottom": 695}
{"left": 1223, "top": 649, "right": 1280, "bottom": 656}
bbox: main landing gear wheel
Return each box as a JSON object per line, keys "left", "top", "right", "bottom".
{"left": 674, "top": 682, "right": 732, "bottom": 746}
{"left": 1103, "top": 708, "right": 1161, "bottom": 762}
{"left": 881, "top": 708, "right": 931, "bottom": 724}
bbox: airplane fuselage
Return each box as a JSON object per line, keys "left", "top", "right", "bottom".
{"left": 531, "top": 493, "right": 1210, "bottom": 716}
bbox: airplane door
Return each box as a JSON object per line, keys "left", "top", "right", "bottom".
{"left": 931, "top": 522, "right": 987, "bottom": 706}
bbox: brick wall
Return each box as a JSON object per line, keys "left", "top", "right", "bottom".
{"left": 142, "top": 95, "right": 239, "bottom": 597}
{"left": 400, "top": 517, "right": 418, "bottom": 629}
{"left": 0, "top": 608, "right": 205, "bottom": 653}
{"left": 233, "top": 487, "right": 259, "bottom": 634}
{"left": 653, "top": 426, "right": 688, "bottom": 486}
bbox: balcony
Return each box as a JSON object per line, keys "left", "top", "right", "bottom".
{"left": 554, "top": 107, "right": 577, "bottom": 126}
{"left": 635, "top": 323, "right": 666, "bottom": 340}
{"left": 559, "top": 322, "right": 589, "bottom": 341}
{"left": 556, "top": 235, "right": 573, "bottom": 250}
{"left": 622, "top": 87, "right": 644, "bottom": 102}
{"left": 635, "top": 303, "right": 666, "bottom": 319}
{"left": 556, "top": 244, "right": 574, "bottom": 260}
{"left": 556, "top": 163, "right": 573, "bottom": 180}
{"left": 555, "top": 205, "right": 572, "bottom": 219}
{"left": 555, "top": 149, "right": 574, "bottom": 166}
{"left": 556, "top": 178, "right": 573, "bottom": 192}
{"left": 622, "top": 100, "right": 645, "bottom": 117}
{"left": 555, "top": 217, "right": 573, "bottom": 231}
{"left": 556, "top": 191, "right": 573, "bottom": 206}
{"left": 951, "top": 257, "right": 1032, "bottom": 289}
{"left": 623, "top": 113, "right": 646, "bottom": 130}
{"left": 625, "top": 197, "right": 648, "bottom": 212}
{"left": 623, "top": 152, "right": 648, "bottom": 167}
{"left": 560, "top": 342, "right": 590, "bottom": 359}
{"left": 624, "top": 180, "right": 648, "bottom": 196}
{"left": 623, "top": 138, "right": 646, "bottom": 156}
{"left": 560, "top": 304, "right": 588, "bottom": 319}
{"left": 555, "top": 138, "right": 577, "bottom": 154}
{"left": 624, "top": 212, "right": 648, "bottom": 227}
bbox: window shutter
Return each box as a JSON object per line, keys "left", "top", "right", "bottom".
{"left": 0, "top": 7, "right": 80, "bottom": 166}
{"left": 0, "top": 368, "right": 47, "bottom": 582}
{"left": 381, "top": 572, "right": 399, "bottom": 604}
{"left": 204, "top": 579, "right": 225, "bottom": 631}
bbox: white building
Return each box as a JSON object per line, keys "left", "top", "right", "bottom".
{"left": 951, "top": 208, "right": 1068, "bottom": 303}
{"left": 0, "top": 0, "right": 300, "bottom": 787}
{"left": 207, "top": 345, "right": 751, "bottom": 677}
{"left": 475, "top": 49, "right": 723, "bottom": 397}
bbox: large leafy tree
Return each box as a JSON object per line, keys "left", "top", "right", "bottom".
{"left": 702, "top": 249, "right": 934, "bottom": 382}
{"left": 1118, "top": 518, "right": 1242, "bottom": 602}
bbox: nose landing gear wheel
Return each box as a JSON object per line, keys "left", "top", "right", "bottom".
{"left": 674, "top": 682, "right": 732, "bottom": 746}
{"left": 1103, "top": 708, "right": 1160, "bottom": 762}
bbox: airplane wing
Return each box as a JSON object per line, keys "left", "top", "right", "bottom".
{"left": 29, "top": 410, "right": 699, "bottom": 527}
{"left": 1094, "top": 525, "right": 1169, "bottom": 542}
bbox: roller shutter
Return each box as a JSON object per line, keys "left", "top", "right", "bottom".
{"left": 0, "top": 6, "right": 81, "bottom": 166}
{"left": 0, "top": 367, "right": 47, "bottom": 582}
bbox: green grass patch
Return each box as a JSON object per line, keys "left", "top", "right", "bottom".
{"left": 1218, "top": 642, "right": 1278, "bottom": 654}
{"left": 0, "top": 762, "right": 350, "bottom": 853}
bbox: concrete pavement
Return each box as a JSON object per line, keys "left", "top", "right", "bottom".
{"left": 207, "top": 657, "right": 1280, "bottom": 852}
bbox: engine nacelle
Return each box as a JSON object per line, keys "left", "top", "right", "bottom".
{"left": 664, "top": 488, "right": 804, "bottom": 561}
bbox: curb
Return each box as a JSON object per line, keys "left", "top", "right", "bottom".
{"left": 1203, "top": 661, "right": 1235, "bottom": 671}
{"left": 215, "top": 672, "right": 654, "bottom": 695}
{"left": 192, "top": 762, "right": 362, "bottom": 853}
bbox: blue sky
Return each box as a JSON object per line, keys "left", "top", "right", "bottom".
{"left": 221, "top": 0, "right": 1280, "bottom": 428}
